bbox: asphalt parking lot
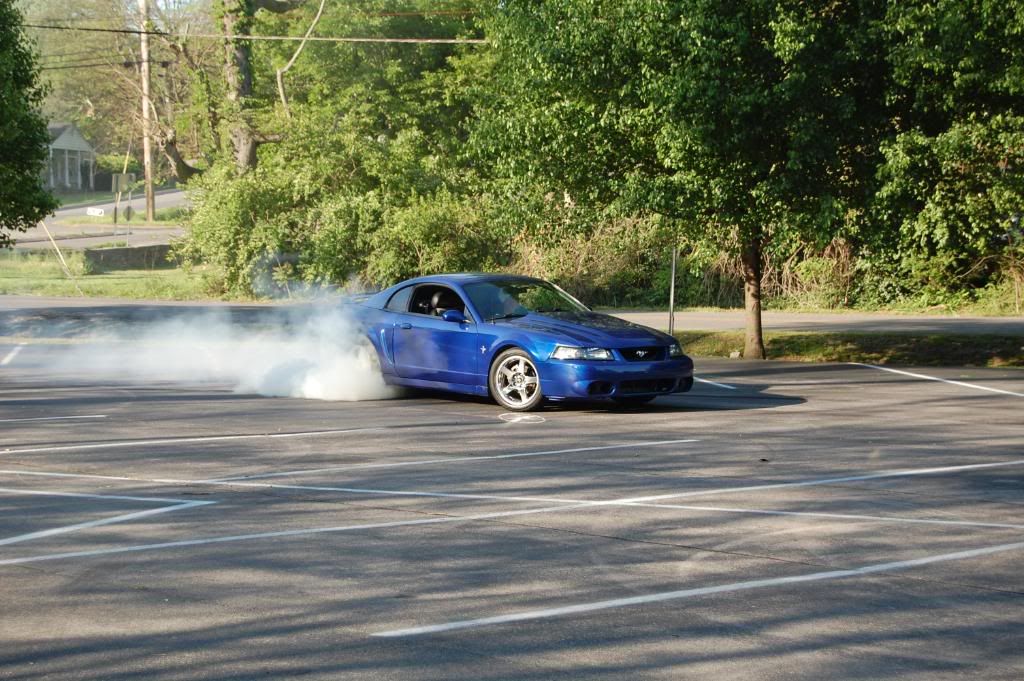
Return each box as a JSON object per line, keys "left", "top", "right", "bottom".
{"left": 1, "top": 340, "right": 1023, "bottom": 679}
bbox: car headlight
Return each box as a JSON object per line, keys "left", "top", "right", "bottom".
{"left": 669, "top": 342, "right": 683, "bottom": 357}
{"left": 551, "top": 345, "right": 614, "bottom": 361}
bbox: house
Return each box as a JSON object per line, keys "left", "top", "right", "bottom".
{"left": 45, "top": 122, "right": 96, "bottom": 191}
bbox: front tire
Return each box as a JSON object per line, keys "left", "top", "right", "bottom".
{"left": 490, "top": 348, "right": 543, "bottom": 411}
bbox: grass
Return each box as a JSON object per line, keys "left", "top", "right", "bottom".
{"left": 52, "top": 190, "right": 112, "bottom": 208}
{"left": 678, "top": 330, "right": 1024, "bottom": 368}
{"left": 0, "top": 250, "right": 220, "bottom": 300}
{"left": 3, "top": 250, "right": 1020, "bottom": 365}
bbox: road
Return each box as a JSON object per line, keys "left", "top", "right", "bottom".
{"left": 53, "top": 189, "right": 189, "bottom": 221}
{"left": 1, "top": 327, "right": 1022, "bottom": 679}
{"left": 11, "top": 190, "right": 189, "bottom": 251}
{"left": 1, "top": 295, "right": 1021, "bottom": 337}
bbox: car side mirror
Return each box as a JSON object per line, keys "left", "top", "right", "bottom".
{"left": 441, "top": 309, "right": 468, "bottom": 324}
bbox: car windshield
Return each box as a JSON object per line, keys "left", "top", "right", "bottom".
{"left": 463, "top": 279, "right": 589, "bottom": 321}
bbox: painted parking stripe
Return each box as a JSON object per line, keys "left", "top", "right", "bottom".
{"left": 0, "top": 427, "right": 383, "bottom": 455}
{"left": 850, "top": 362, "right": 1024, "bottom": 398}
{"left": 0, "top": 486, "right": 197, "bottom": 504}
{"left": 5, "top": 457, "right": 1024, "bottom": 511}
{"left": 4, "top": 457, "right": 1024, "bottom": 567}
{"left": 0, "top": 345, "right": 24, "bottom": 366}
{"left": 372, "top": 540, "right": 1024, "bottom": 637}
{"left": 626, "top": 502, "right": 1024, "bottom": 530}
{"left": 0, "top": 502, "right": 596, "bottom": 567}
{"left": 0, "top": 500, "right": 212, "bottom": 547}
{"left": 213, "top": 439, "right": 702, "bottom": 482}
{"left": 694, "top": 377, "right": 737, "bottom": 390}
{"left": 0, "top": 415, "right": 108, "bottom": 424}
{"left": 618, "top": 458, "right": 1024, "bottom": 504}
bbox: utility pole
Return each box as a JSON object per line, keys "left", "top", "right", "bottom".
{"left": 668, "top": 246, "right": 677, "bottom": 336}
{"left": 139, "top": 0, "right": 155, "bottom": 222}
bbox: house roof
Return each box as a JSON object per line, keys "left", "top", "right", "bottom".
{"left": 48, "top": 123, "right": 71, "bottom": 143}
{"left": 47, "top": 122, "right": 94, "bottom": 153}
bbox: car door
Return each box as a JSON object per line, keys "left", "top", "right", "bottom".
{"left": 393, "top": 284, "right": 479, "bottom": 384}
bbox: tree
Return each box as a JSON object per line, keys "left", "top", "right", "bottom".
{"left": 872, "top": 0, "right": 1024, "bottom": 295}
{"left": 471, "top": 0, "right": 888, "bottom": 358}
{"left": 180, "top": 2, "right": 489, "bottom": 292}
{"left": 0, "top": 0, "right": 58, "bottom": 248}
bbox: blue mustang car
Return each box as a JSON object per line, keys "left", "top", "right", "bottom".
{"left": 354, "top": 273, "right": 694, "bottom": 411}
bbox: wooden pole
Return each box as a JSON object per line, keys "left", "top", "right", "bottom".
{"left": 668, "top": 246, "right": 677, "bottom": 336}
{"left": 139, "top": 0, "right": 155, "bottom": 222}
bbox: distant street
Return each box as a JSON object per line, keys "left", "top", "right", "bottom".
{"left": 0, "top": 295, "right": 1020, "bottom": 337}
{"left": 12, "top": 190, "right": 189, "bottom": 250}
{"left": 53, "top": 188, "right": 189, "bottom": 221}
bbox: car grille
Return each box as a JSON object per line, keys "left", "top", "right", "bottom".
{"left": 619, "top": 346, "right": 666, "bottom": 362}
{"left": 618, "top": 379, "right": 676, "bottom": 395}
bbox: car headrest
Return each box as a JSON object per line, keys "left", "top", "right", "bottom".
{"left": 431, "top": 290, "right": 462, "bottom": 312}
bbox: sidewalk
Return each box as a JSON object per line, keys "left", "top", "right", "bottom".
{"left": 1, "top": 295, "right": 1021, "bottom": 336}
{"left": 612, "top": 310, "right": 1024, "bottom": 336}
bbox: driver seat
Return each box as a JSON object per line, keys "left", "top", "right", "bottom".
{"left": 431, "top": 289, "right": 464, "bottom": 316}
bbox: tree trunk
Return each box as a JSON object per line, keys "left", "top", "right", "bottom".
{"left": 160, "top": 129, "right": 202, "bottom": 182}
{"left": 219, "top": 0, "right": 257, "bottom": 172}
{"left": 741, "top": 238, "right": 766, "bottom": 360}
{"left": 217, "top": 0, "right": 306, "bottom": 172}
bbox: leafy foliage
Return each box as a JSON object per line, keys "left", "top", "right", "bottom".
{"left": 166, "top": 0, "right": 1023, "bottom": 318}
{"left": 0, "top": 0, "right": 58, "bottom": 248}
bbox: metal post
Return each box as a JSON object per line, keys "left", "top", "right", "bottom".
{"left": 668, "top": 246, "right": 677, "bottom": 336}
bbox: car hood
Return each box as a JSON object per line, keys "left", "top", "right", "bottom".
{"left": 498, "top": 311, "right": 673, "bottom": 347}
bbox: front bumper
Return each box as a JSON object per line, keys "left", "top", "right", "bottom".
{"left": 538, "top": 356, "right": 695, "bottom": 400}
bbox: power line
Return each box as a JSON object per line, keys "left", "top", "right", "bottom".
{"left": 24, "top": 23, "right": 487, "bottom": 44}
{"left": 39, "top": 49, "right": 114, "bottom": 60}
{"left": 40, "top": 59, "right": 174, "bottom": 72}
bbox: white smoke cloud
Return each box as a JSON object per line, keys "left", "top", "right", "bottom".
{"left": 48, "top": 304, "right": 397, "bottom": 402}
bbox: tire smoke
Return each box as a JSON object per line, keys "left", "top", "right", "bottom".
{"left": 47, "top": 304, "right": 397, "bottom": 402}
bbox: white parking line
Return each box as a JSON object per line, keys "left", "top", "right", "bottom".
{"left": 0, "top": 415, "right": 108, "bottom": 424}
{"left": 694, "top": 377, "right": 737, "bottom": 390}
{"left": 625, "top": 502, "right": 1024, "bottom": 530}
{"left": 0, "top": 502, "right": 594, "bottom": 567}
{"left": 212, "top": 439, "right": 702, "bottom": 482}
{"left": 5, "top": 457, "right": 1024, "bottom": 511}
{"left": 3, "top": 457, "right": 1023, "bottom": 567}
{"left": 0, "top": 486, "right": 214, "bottom": 548}
{"left": 372, "top": 540, "right": 1024, "bottom": 637}
{"left": 0, "top": 486, "right": 196, "bottom": 504}
{"left": 850, "top": 362, "right": 1024, "bottom": 398}
{"left": 0, "top": 501, "right": 212, "bottom": 547}
{"left": 617, "top": 458, "right": 1024, "bottom": 504}
{"left": 0, "top": 427, "right": 383, "bottom": 455}
{"left": 0, "top": 345, "right": 25, "bottom": 366}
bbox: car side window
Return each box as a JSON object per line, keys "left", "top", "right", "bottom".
{"left": 408, "top": 285, "right": 470, "bottom": 319}
{"left": 385, "top": 285, "right": 414, "bottom": 313}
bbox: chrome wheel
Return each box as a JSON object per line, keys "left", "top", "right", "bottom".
{"left": 490, "top": 349, "right": 542, "bottom": 411}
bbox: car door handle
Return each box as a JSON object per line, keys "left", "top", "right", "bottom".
{"left": 399, "top": 323, "right": 412, "bottom": 329}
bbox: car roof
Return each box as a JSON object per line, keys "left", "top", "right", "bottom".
{"left": 400, "top": 273, "right": 543, "bottom": 286}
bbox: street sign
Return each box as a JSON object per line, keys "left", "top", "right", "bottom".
{"left": 86, "top": 207, "right": 105, "bottom": 217}
{"left": 112, "top": 173, "right": 136, "bottom": 193}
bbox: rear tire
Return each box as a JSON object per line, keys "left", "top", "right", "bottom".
{"left": 489, "top": 348, "right": 543, "bottom": 411}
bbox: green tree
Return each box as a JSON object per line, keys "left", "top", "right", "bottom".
{"left": 471, "top": 0, "right": 888, "bottom": 357}
{"left": 0, "top": 0, "right": 58, "bottom": 248}
{"left": 872, "top": 0, "right": 1024, "bottom": 297}
{"left": 180, "top": 2, "right": 488, "bottom": 292}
